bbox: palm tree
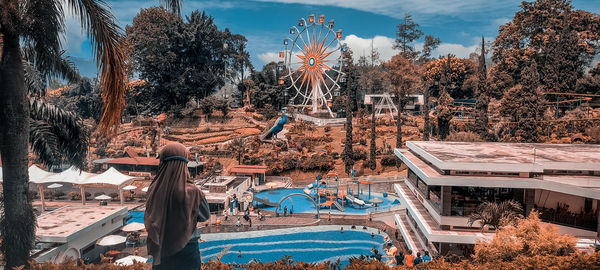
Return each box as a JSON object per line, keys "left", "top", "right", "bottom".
{"left": 468, "top": 200, "right": 524, "bottom": 231}
{"left": 0, "top": 1, "right": 126, "bottom": 267}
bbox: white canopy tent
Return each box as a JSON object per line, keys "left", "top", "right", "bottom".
{"left": 1, "top": 165, "right": 58, "bottom": 212}
{"left": 82, "top": 167, "right": 140, "bottom": 205}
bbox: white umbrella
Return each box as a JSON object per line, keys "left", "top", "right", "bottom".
{"left": 115, "top": 255, "right": 147, "bottom": 266}
{"left": 97, "top": 235, "right": 126, "bottom": 246}
{"left": 122, "top": 185, "right": 137, "bottom": 191}
{"left": 141, "top": 187, "right": 149, "bottom": 192}
{"left": 95, "top": 194, "right": 112, "bottom": 201}
{"left": 47, "top": 183, "right": 63, "bottom": 189}
{"left": 121, "top": 222, "right": 145, "bottom": 232}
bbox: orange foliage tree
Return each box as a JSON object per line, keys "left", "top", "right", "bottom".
{"left": 386, "top": 54, "right": 419, "bottom": 147}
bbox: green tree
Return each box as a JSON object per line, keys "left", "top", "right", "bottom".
{"left": 468, "top": 200, "right": 523, "bottom": 231}
{"left": 491, "top": 0, "right": 600, "bottom": 98}
{"left": 419, "top": 35, "right": 441, "bottom": 63}
{"left": 499, "top": 61, "right": 546, "bottom": 142}
{"left": 341, "top": 50, "right": 359, "bottom": 175}
{"left": 49, "top": 77, "right": 103, "bottom": 123}
{"left": 393, "top": 14, "right": 423, "bottom": 59}
{"left": 126, "top": 8, "right": 247, "bottom": 112}
{"left": 473, "top": 36, "right": 492, "bottom": 140}
{"left": 387, "top": 54, "right": 419, "bottom": 147}
{"left": 0, "top": 0, "right": 125, "bottom": 266}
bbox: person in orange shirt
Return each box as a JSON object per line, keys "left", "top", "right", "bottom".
{"left": 405, "top": 250, "right": 415, "bottom": 267}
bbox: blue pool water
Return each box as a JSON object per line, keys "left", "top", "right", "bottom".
{"left": 127, "top": 211, "right": 144, "bottom": 224}
{"left": 254, "top": 188, "right": 398, "bottom": 214}
{"left": 199, "top": 226, "right": 389, "bottom": 267}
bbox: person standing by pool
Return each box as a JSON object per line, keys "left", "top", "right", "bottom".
{"left": 395, "top": 229, "right": 399, "bottom": 240}
{"left": 283, "top": 206, "right": 288, "bottom": 216}
{"left": 414, "top": 251, "right": 423, "bottom": 265}
{"left": 328, "top": 212, "right": 331, "bottom": 222}
{"left": 405, "top": 250, "right": 414, "bottom": 267}
{"left": 423, "top": 250, "right": 431, "bottom": 262}
{"left": 145, "top": 142, "right": 210, "bottom": 270}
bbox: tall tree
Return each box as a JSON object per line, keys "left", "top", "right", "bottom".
{"left": 341, "top": 50, "right": 358, "bottom": 175}
{"left": 387, "top": 54, "right": 419, "bottom": 147}
{"left": 490, "top": 0, "right": 600, "bottom": 98}
{"left": 436, "top": 55, "right": 455, "bottom": 139}
{"left": 473, "top": 36, "right": 491, "bottom": 140}
{"left": 0, "top": 0, "right": 125, "bottom": 266}
{"left": 393, "top": 14, "right": 423, "bottom": 60}
{"left": 369, "top": 104, "right": 376, "bottom": 171}
{"left": 499, "top": 61, "right": 546, "bottom": 142}
{"left": 419, "top": 35, "right": 441, "bottom": 63}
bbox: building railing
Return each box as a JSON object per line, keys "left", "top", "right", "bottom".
{"left": 365, "top": 204, "right": 404, "bottom": 214}
{"left": 450, "top": 206, "right": 478, "bottom": 217}
{"left": 536, "top": 206, "right": 597, "bottom": 231}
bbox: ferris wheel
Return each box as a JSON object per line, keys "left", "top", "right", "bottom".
{"left": 278, "top": 14, "right": 347, "bottom": 117}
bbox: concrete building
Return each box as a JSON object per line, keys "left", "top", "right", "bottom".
{"left": 33, "top": 205, "right": 128, "bottom": 264}
{"left": 394, "top": 141, "right": 600, "bottom": 256}
{"left": 201, "top": 176, "right": 252, "bottom": 214}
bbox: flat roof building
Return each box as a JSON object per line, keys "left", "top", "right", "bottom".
{"left": 394, "top": 141, "right": 600, "bottom": 256}
{"left": 33, "top": 206, "right": 128, "bottom": 264}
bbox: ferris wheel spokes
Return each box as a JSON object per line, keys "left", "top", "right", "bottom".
{"left": 281, "top": 14, "right": 344, "bottom": 117}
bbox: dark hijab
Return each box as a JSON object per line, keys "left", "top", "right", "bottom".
{"left": 145, "top": 143, "right": 203, "bottom": 264}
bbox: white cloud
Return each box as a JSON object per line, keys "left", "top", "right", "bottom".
{"left": 342, "top": 34, "right": 398, "bottom": 63}
{"left": 257, "top": 52, "right": 280, "bottom": 63}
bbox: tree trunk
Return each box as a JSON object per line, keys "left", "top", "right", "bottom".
{"left": 396, "top": 97, "right": 406, "bottom": 148}
{"left": 369, "top": 104, "right": 376, "bottom": 171}
{"left": 343, "top": 96, "right": 354, "bottom": 175}
{"left": 423, "top": 87, "right": 430, "bottom": 141}
{"left": 0, "top": 34, "right": 36, "bottom": 268}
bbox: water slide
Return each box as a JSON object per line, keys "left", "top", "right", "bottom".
{"left": 253, "top": 197, "right": 279, "bottom": 207}
{"left": 345, "top": 195, "right": 368, "bottom": 207}
{"left": 332, "top": 201, "right": 345, "bottom": 212}
{"left": 260, "top": 112, "right": 287, "bottom": 140}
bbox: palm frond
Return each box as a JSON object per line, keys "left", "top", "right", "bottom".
{"left": 30, "top": 120, "right": 60, "bottom": 168}
{"left": 29, "top": 98, "right": 89, "bottom": 168}
{"left": 159, "top": 0, "right": 182, "bottom": 15}
{"left": 23, "top": 60, "right": 46, "bottom": 97}
{"left": 21, "top": 0, "right": 65, "bottom": 77}
{"left": 65, "top": 0, "right": 126, "bottom": 135}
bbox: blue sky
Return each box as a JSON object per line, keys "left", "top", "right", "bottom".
{"left": 65, "top": 0, "right": 600, "bottom": 77}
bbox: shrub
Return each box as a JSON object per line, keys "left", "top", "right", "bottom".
{"left": 68, "top": 191, "right": 81, "bottom": 200}
{"left": 53, "top": 191, "right": 66, "bottom": 199}
{"left": 380, "top": 155, "right": 399, "bottom": 166}
{"left": 352, "top": 149, "right": 367, "bottom": 161}
{"left": 445, "top": 131, "right": 484, "bottom": 142}
{"left": 109, "top": 193, "right": 119, "bottom": 200}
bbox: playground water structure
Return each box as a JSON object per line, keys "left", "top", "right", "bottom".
{"left": 253, "top": 187, "right": 401, "bottom": 215}
{"left": 199, "top": 225, "right": 390, "bottom": 267}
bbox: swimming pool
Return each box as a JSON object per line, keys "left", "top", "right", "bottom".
{"left": 253, "top": 188, "right": 400, "bottom": 214}
{"left": 199, "top": 225, "right": 389, "bottom": 267}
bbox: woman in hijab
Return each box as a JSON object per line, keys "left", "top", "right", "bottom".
{"left": 145, "top": 142, "right": 210, "bottom": 269}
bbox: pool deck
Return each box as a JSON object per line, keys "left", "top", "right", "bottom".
{"left": 201, "top": 225, "right": 388, "bottom": 241}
